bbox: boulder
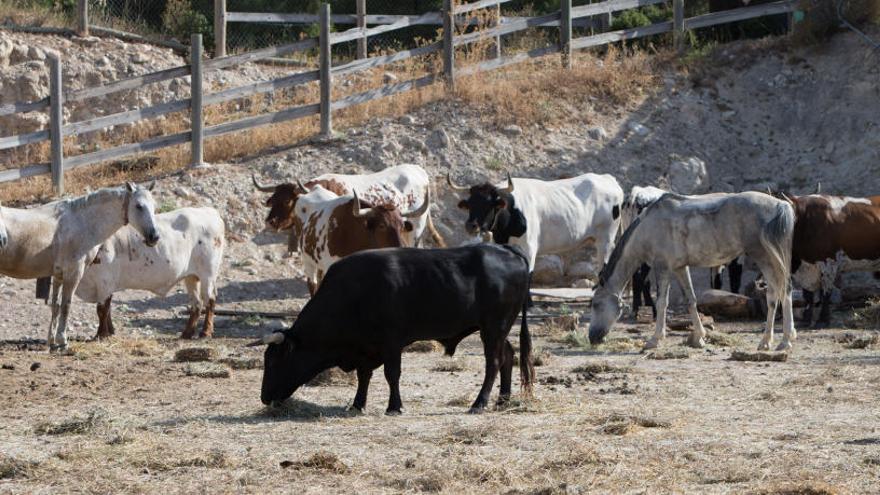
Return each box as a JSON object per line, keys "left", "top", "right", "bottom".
{"left": 668, "top": 157, "right": 709, "bottom": 194}
{"left": 697, "top": 289, "right": 752, "bottom": 318}
{"left": 532, "top": 255, "right": 564, "bottom": 285}
{"left": 587, "top": 126, "right": 608, "bottom": 141}
{"left": 501, "top": 124, "right": 523, "bottom": 137}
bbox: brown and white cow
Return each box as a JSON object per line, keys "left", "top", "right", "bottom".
{"left": 788, "top": 194, "right": 880, "bottom": 325}
{"left": 252, "top": 164, "right": 444, "bottom": 249}
{"left": 292, "top": 186, "right": 430, "bottom": 295}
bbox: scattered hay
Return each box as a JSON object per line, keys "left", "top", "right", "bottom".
{"left": 542, "top": 314, "right": 580, "bottom": 336}
{"left": 389, "top": 475, "right": 444, "bottom": 493}
{"left": 562, "top": 331, "right": 590, "bottom": 348}
{"left": 597, "top": 413, "right": 671, "bottom": 435}
{"left": 539, "top": 445, "right": 602, "bottom": 470}
{"left": 0, "top": 454, "right": 37, "bottom": 480}
{"left": 446, "top": 395, "right": 472, "bottom": 408}
{"left": 646, "top": 348, "right": 690, "bottom": 360}
{"left": 404, "top": 341, "right": 443, "bottom": 353}
{"left": 564, "top": 332, "right": 643, "bottom": 353}
{"left": 571, "top": 361, "right": 630, "bottom": 380}
{"left": 174, "top": 347, "right": 218, "bottom": 362}
{"left": 730, "top": 351, "right": 788, "bottom": 362}
{"left": 749, "top": 480, "right": 842, "bottom": 495}
{"left": 34, "top": 408, "right": 110, "bottom": 436}
{"left": 705, "top": 331, "right": 742, "bottom": 347}
{"left": 184, "top": 362, "right": 231, "bottom": 378}
{"left": 445, "top": 424, "right": 497, "bottom": 445}
{"left": 219, "top": 356, "right": 262, "bottom": 370}
{"left": 280, "top": 452, "right": 348, "bottom": 474}
{"left": 306, "top": 368, "right": 357, "bottom": 386}
{"left": 141, "top": 450, "right": 236, "bottom": 472}
{"left": 834, "top": 332, "right": 879, "bottom": 350}
{"left": 432, "top": 359, "right": 466, "bottom": 373}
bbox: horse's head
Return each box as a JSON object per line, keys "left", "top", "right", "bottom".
{"left": 588, "top": 284, "right": 622, "bottom": 345}
{"left": 0, "top": 201, "right": 7, "bottom": 249}
{"left": 125, "top": 182, "right": 160, "bottom": 247}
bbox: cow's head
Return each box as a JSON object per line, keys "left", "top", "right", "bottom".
{"left": 449, "top": 173, "right": 525, "bottom": 243}
{"left": 349, "top": 190, "right": 430, "bottom": 248}
{"left": 125, "top": 182, "right": 160, "bottom": 247}
{"left": 248, "top": 331, "right": 330, "bottom": 406}
{"left": 588, "top": 284, "right": 623, "bottom": 345}
{"left": 252, "top": 175, "right": 309, "bottom": 231}
{"left": 0, "top": 201, "right": 8, "bottom": 249}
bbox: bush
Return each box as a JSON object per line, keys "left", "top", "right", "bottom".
{"left": 793, "top": 0, "right": 880, "bottom": 44}
{"left": 162, "top": 0, "right": 211, "bottom": 42}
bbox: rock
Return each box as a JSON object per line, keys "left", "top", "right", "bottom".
{"left": 383, "top": 72, "right": 398, "bottom": 83}
{"left": 627, "top": 122, "right": 650, "bottom": 136}
{"left": 131, "top": 52, "right": 149, "bottom": 64}
{"left": 566, "top": 261, "right": 596, "bottom": 280}
{"left": 74, "top": 36, "right": 101, "bottom": 47}
{"left": 27, "top": 46, "right": 45, "bottom": 61}
{"left": 382, "top": 139, "right": 403, "bottom": 154}
{"left": 532, "top": 255, "right": 564, "bottom": 285}
{"left": 697, "top": 289, "right": 754, "bottom": 318}
{"left": 400, "top": 135, "right": 428, "bottom": 153}
{"left": 9, "top": 44, "right": 29, "bottom": 64}
{"left": 587, "top": 126, "right": 608, "bottom": 141}
{"left": 668, "top": 157, "right": 709, "bottom": 194}
{"left": 501, "top": 124, "right": 523, "bottom": 137}
{"left": 399, "top": 114, "right": 417, "bottom": 125}
{"left": 428, "top": 128, "right": 451, "bottom": 149}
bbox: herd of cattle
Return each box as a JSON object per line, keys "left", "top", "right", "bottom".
{"left": 0, "top": 163, "right": 878, "bottom": 413}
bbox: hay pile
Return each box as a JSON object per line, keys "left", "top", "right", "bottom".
{"left": 280, "top": 452, "right": 348, "bottom": 473}
{"left": 730, "top": 351, "right": 788, "bottom": 362}
{"left": 404, "top": 341, "right": 443, "bottom": 353}
{"left": 184, "top": 363, "right": 231, "bottom": 378}
{"left": 174, "top": 347, "right": 218, "bottom": 362}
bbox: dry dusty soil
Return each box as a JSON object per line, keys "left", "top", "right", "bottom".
{"left": 1, "top": 288, "right": 879, "bottom": 494}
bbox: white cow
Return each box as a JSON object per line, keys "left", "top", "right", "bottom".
{"left": 75, "top": 207, "right": 225, "bottom": 340}
{"left": 253, "top": 163, "right": 444, "bottom": 248}
{"left": 449, "top": 173, "right": 624, "bottom": 273}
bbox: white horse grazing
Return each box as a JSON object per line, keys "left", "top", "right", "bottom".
{"left": 76, "top": 207, "right": 225, "bottom": 340}
{"left": 0, "top": 183, "right": 159, "bottom": 352}
{"left": 0, "top": 201, "right": 8, "bottom": 250}
{"left": 589, "top": 192, "right": 796, "bottom": 351}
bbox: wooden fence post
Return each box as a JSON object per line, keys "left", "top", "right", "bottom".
{"left": 357, "top": 0, "right": 367, "bottom": 59}
{"left": 77, "top": 0, "right": 88, "bottom": 37}
{"left": 561, "top": 0, "right": 572, "bottom": 68}
{"left": 190, "top": 34, "right": 206, "bottom": 168}
{"left": 673, "top": 0, "right": 685, "bottom": 52}
{"left": 48, "top": 53, "right": 64, "bottom": 197}
{"left": 493, "top": 2, "right": 502, "bottom": 59}
{"left": 443, "top": 0, "right": 455, "bottom": 90}
{"left": 215, "top": 0, "right": 226, "bottom": 57}
{"left": 319, "top": 3, "right": 333, "bottom": 137}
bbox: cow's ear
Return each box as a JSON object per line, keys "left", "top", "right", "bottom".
{"left": 265, "top": 198, "right": 273, "bottom": 207}
{"left": 404, "top": 221, "right": 414, "bottom": 232}
{"left": 457, "top": 200, "right": 469, "bottom": 210}
{"left": 496, "top": 197, "right": 507, "bottom": 209}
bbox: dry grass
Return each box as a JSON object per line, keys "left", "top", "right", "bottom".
{"left": 0, "top": 454, "right": 38, "bottom": 480}
{"left": 834, "top": 332, "right": 880, "bottom": 349}
{"left": 183, "top": 362, "right": 231, "bottom": 378}
{"left": 34, "top": 408, "right": 111, "bottom": 436}
{"left": 749, "top": 481, "right": 843, "bottom": 495}
{"left": 173, "top": 347, "right": 218, "bottom": 362}
{"left": 730, "top": 351, "right": 789, "bottom": 362}
{"left": 219, "top": 355, "right": 262, "bottom": 369}
{"left": 596, "top": 413, "right": 671, "bottom": 436}
{"left": 306, "top": 368, "right": 357, "bottom": 386}
{"left": 705, "top": 330, "right": 743, "bottom": 347}
{"left": 646, "top": 348, "right": 690, "bottom": 360}
{"left": 432, "top": 358, "right": 466, "bottom": 373}
{"left": 405, "top": 340, "right": 444, "bottom": 353}
{"left": 280, "top": 452, "right": 348, "bottom": 474}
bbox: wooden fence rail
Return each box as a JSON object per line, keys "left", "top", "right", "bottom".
{"left": 0, "top": 0, "right": 798, "bottom": 190}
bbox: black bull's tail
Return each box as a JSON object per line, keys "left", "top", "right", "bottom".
{"left": 519, "top": 298, "right": 535, "bottom": 396}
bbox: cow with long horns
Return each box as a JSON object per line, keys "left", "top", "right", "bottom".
{"left": 252, "top": 164, "right": 444, "bottom": 250}
{"left": 292, "top": 186, "right": 430, "bottom": 295}
{"left": 248, "top": 243, "right": 534, "bottom": 415}
{"left": 448, "top": 172, "right": 624, "bottom": 274}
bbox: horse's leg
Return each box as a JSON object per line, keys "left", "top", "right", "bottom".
{"left": 47, "top": 276, "right": 61, "bottom": 351}
{"left": 199, "top": 277, "right": 217, "bottom": 339}
{"left": 642, "top": 266, "right": 656, "bottom": 319}
{"left": 55, "top": 264, "right": 85, "bottom": 353}
{"left": 674, "top": 267, "right": 706, "bottom": 348}
{"left": 776, "top": 277, "right": 796, "bottom": 351}
{"left": 180, "top": 277, "right": 200, "bottom": 340}
{"left": 644, "top": 271, "right": 671, "bottom": 350}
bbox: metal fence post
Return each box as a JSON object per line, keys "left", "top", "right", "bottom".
{"left": 190, "top": 34, "right": 206, "bottom": 168}
{"left": 319, "top": 3, "right": 333, "bottom": 137}
{"left": 357, "top": 0, "right": 367, "bottom": 59}
{"left": 215, "top": 0, "right": 226, "bottom": 57}
{"left": 48, "top": 53, "right": 64, "bottom": 197}
{"left": 673, "top": 0, "right": 685, "bottom": 52}
{"left": 561, "top": 0, "right": 572, "bottom": 69}
{"left": 77, "top": 0, "right": 88, "bottom": 37}
{"left": 443, "top": 0, "right": 455, "bottom": 90}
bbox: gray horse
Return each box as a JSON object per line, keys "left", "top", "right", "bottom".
{"left": 589, "top": 192, "right": 796, "bottom": 352}
{"left": 0, "top": 201, "right": 8, "bottom": 249}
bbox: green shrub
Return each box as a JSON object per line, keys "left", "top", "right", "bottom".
{"left": 793, "top": 0, "right": 880, "bottom": 44}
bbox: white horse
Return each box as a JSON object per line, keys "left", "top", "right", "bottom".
{"left": 0, "top": 183, "right": 159, "bottom": 352}
{"left": 589, "top": 192, "right": 796, "bottom": 351}
{"left": 76, "top": 207, "right": 225, "bottom": 340}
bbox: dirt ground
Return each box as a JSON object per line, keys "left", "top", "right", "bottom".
{"left": 1, "top": 283, "right": 879, "bottom": 494}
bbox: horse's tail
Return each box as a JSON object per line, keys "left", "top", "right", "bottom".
{"left": 519, "top": 297, "right": 535, "bottom": 397}
{"left": 759, "top": 201, "right": 795, "bottom": 294}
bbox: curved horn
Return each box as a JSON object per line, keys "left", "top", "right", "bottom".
{"left": 814, "top": 182, "right": 822, "bottom": 194}
{"left": 295, "top": 179, "right": 308, "bottom": 193}
{"left": 500, "top": 173, "right": 514, "bottom": 193}
{"left": 403, "top": 189, "right": 431, "bottom": 218}
{"left": 245, "top": 332, "right": 286, "bottom": 347}
{"left": 780, "top": 192, "right": 794, "bottom": 205}
{"left": 351, "top": 191, "right": 373, "bottom": 218}
{"left": 251, "top": 174, "right": 277, "bottom": 193}
{"left": 446, "top": 173, "right": 470, "bottom": 192}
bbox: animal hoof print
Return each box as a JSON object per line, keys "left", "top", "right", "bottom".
{"left": 385, "top": 409, "right": 402, "bottom": 417}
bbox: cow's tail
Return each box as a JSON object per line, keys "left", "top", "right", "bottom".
{"left": 759, "top": 201, "right": 795, "bottom": 296}
{"left": 519, "top": 290, "right": 535, "bottom": 397}
{"left": 425, "top": 211, "right": 447, "bottom": 248}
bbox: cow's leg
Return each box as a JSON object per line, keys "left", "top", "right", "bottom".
{"left": 816, "top": 290, "right": 832, "bottom": 328}
{"left": 47, "top": 276, "right": 61, "bottom": 351}
{"left": 496, "top": 340, "right": 515, "bottom": 407}
{"left": 729, "top": 258, "right": 744, "bottom": 294}
{"left": 350, "top": 367, "right": 373, "bottom": 412}
{"left": 815, "top": 259, "right": 839, "bottom": 328}
{"left": 643, "top": 272, "right": 671, "bottom": 350}
{"left": 382, "top": 349, "right": 404, "bottom": 416}
{"left": 674, "top": 267, "right": 706, "bottom": 348}
{"left": 181, "top": 277, "right": 200, "bottom": 340}
{"left": 199, "top": 278, "right": 217, "bottom": 339}
{"left": 801, "top": 289, "right": 815, "bottom": 325}
{"left": 95, "top": 296, "right": 114, "bottom": 340}
{"left": 105, "top": 296, "right": 116, "bottom": 336}
{"left": 55, "top": 264, "right": 85, "bottom": 354}
{"left": 631, "top": 273, "right": 643, "bottom": 317}
{"left": 471, "top": 334, "right": 504, "bottom": 413}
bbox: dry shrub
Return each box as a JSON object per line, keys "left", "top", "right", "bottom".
{"left": 749, "top": 481, "right": 842, "bottom": 495}
{"left": 730, "top": 351, "right": 788, "bottom": 362}
{"left": 705, "top": 330, "right": 742, "bottom": 347}
{"left": 0, "top": 454, "right": 38, "bottom": 480}
{"left": 280, "top": 452, "right": 348, "bottom": 474}
{"left": 792, "top": 0, "right": 880, "bottom": 45}
{"left": 848, "top": 298, "right": 880, "bottom": 327}
{"left": 184, "top": 362, "right": 231, "bottom": 378}
{"left": 646, "top": 348, "right": 690, "bottom": 360}
{"left": 34, "top": 408, "right": 111, "bottom": 436}
{"left": 306, "top": 368, "right": 356, "bottom": 386}
{"left": 405, "top": 340, "right": 443, "bottom": 353}
{"left": 219, "top": 356, "right": 262, "bottom": 369}
{"left": 174, "top": 347, "right": 218, "bottom": 362}
{"left": 432, "top": 359, "right": 466, "bottom": 373}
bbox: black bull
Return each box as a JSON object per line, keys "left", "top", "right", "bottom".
{"left": 255, "top": 244, "right": 535, "bottom": 414}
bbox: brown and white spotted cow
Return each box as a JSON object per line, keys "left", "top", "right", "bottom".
{"left": 291, "top": 186, "right": 429, "bottom": 295}
{"left": 252, "top": 164, "right": 444, "bottom": 249}
{"left": 788, "top": 194, "right": 880, "bottom": 326}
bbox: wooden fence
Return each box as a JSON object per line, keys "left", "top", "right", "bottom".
{"left": 0, "top": 0, "right": 797, "bottom": 195}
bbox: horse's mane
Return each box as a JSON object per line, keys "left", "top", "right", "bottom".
{"left": 64, "top": 187, "right": 127, "bottom": 211}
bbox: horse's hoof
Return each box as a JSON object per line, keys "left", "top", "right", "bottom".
{"left": 775, "top": 341, "right": 793, "bottom": 352}
{"left": 642, "top": 340, "right": 659, "bottom": 351}
{"left": 757, "top": 342, "right": 771, "bottom": 351}
{"left": 385, "top": 409, "right": 402, "bottom": 417}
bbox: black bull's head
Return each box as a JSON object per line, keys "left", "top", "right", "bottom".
{"left": 448, "top": 173, "right": 526, "bottom": 243}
